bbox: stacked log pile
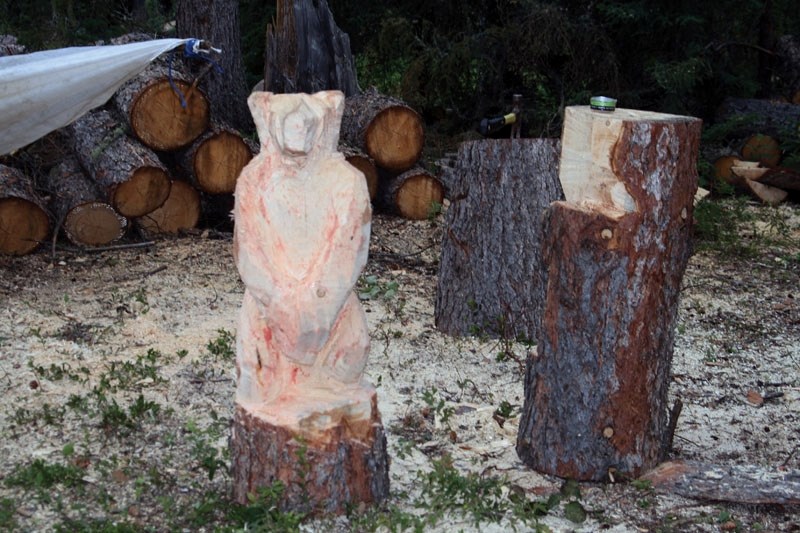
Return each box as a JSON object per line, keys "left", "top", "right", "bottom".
{"left": 0, "top": 46, "right": 255, "bottom": 255}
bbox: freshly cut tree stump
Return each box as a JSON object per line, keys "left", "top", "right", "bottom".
{"left": 340, "top": 143, "right": 378, "bottom": 200}
{"left": 71, "top": 109, "right": 172, "bottom": 218}
{"left": 435, "top": 139, "right": 563, "bottom": 340}
{"left": 517, "top": 107, "right": 701, "bottom": 481}
{"left": 341, "top": 87, "right": 424, "bottom": 172}
{"left": 231, "top": 91, "right": 388, "bottom": 513}
{"left": 179, "top": 124, "right": 254, "bottom": 195}
{"left": 0, "top": 164, "right": 50, "bottom": 255}
{"left": 137, "top": 180, "right": 200, "bottom": 235}
{"left": 379, "top": 167, "right": 445, "bottom": 220}
{"left": 741, "top": 133, "right": 782, "bottom": 167}
{"left": 46, "top": 157, "right": 127, "bottom": 246}
{"left": 114, "top": 62, "right": 210, "bottom": 151}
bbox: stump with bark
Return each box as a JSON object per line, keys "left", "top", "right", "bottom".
{"left": 379, "top": 167, "right": 445, "bottom": 220}
{"left": 70, "top": 109, "right": 172, "bottom": 218}
{"left": 46, "top": 157, "right": 127, "bottom": 246}
{"left": 114, "top": 61, "right": 210, "bottom": 151}
{"left": 435, "top": 139, "right": 563, "bottom": 340}
{"left": 341, "top": 88, "right": 425, "bottom": 173}
{"left": 179, "top": 124, "right": 254, "bottom": 195}
{"left": 516, "top": 107, "right": 701, "bottom": 481}
{"left": 0, "top": 164, "right": 50, "bottom": 255}
{"left": 137, "top": 180, "right": 201, "bottom": 235}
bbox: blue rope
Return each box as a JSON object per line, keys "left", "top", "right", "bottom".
{"left": 167, "top": 39, "right": 224, "bottom": 109}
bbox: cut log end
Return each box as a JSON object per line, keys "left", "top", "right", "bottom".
{"left": 112, "top": 167, "right": 171, "bottom": 217}
{"left": 741, "top": 134, "right": 782, "bottom": 168}
{"left": 394, "top": 174, "right": 444, "bottom": 220}
{"left": 137, "top": 180, "right": 201, "bottom": 235}
{"left": 0, "top": 197, "right": 49, "bottom": 255}
{"left": 193, "top": 131, "right": 253, "bottom": 194}
{"left": 365, "top": 107, "right": 424, "bottom": 171}
{"left": 131, "top": 79, "right": 210, "bottom": 151}
{"left": 63, "top": 202, "right": 127, "bottom": 246}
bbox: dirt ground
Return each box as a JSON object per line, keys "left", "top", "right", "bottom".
{"left": 0, "top": 203, "right": 799, "bottom": 532}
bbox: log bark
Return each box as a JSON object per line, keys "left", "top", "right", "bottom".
{"left": 45, "top": 157, "right": 127, "bottom": 246}
{"left": 178, "top": 124, "right": 254, "bottom": 195}
{"left": 435, "top": 139, "right": 563, "bottom": 340}
{"left": 716, "top": 97, "right": 800, "bottom": 139}
{"left": 113, "top": 61, "right": 210, "bottom": 151}
{"left": 339, "top": 143, "right": 378, "bottom": 201}
{"left": 754, "top": 166, "right": 800, "bottom": 191}
{"left": 341, "top": 88, "right": 425, "bottom": 173}
{"left": 264, "top": 0, "right": 360, "bottom": 97}
{"left": 137, "top": 180, "right": 201, "bottom": 235}
{"left": 379, "top": 167, "right": 445, "bottom": 220}
{"left": 70, "top": 109, "right": 172, "bottom": 218}
{"left": 642, "top": 460, "right": 800, "bottom": 505}
{"left": 0, "top": 35, "right": 25, "bottom": 56}
{"left": 0, "top": 164, "right": 50, "bottom": 255}
{"left": 517, "top": 107, "right": 701, "bottom": 481}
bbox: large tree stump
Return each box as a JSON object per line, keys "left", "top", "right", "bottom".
{"left": 178, "top": 124, "right": 254, "bottom": 195}
{"left": 114, "top": 61, "right": 210, "bottom": 151}
{"left": 435, "top": 139, "right": 563, "bottom": 340}
{"left": 341, "top": 88, "right": 425, "bottom": 173}
{"left": 46, "top": 157, "right": 127, "bottom": 246}
{"left": 230, "top": 91, "right": 388, "bottom": 513}
{"left": 379, "top": 167, "right": 445, "bottom": 220}
{"left": 70, "top": 109, "right": 172, "bottom": 218}
{"left": 516, "top": 107, "right": 701, "bottom": 481}
{"left": 137, "top": 180, "right": 201, "bottom": 235}
{"left": 0, "top": 164, "right": 50, "bottom": 255}
{"left": 264, "top": 0, "right": 360, "bottom": 97}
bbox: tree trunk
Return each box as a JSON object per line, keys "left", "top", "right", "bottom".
{"left": 517, "top": 107, "right": 701, "bottom": 481}
{"left": 178, "top": 124, "right": 254, "bottom": 194}
{"left": 435, "top": 139, "right": 563, "bottom": 340}
{"left": 45, "top": 157, "right": 127, "bottom": 246}
{"left": 341, "top": 88, "right": 424, "bottom": 173}
{"left": 339, "top": 143, "right": 378, "bottom": 201}
{"left": 137, "top": 180, "right": 201, "bottom": 235}
{"left": 70, "top": 109, "right": 172, "bottom": 218}
{"left": 264, "top": 0, "right": 359, "bottom": 97}
{"left": 176, "top": 0, "right": 252, "bottom": 132}
{"left": 378, "top": 167, "right": 445, "bottom": 220}
{"left": 0, "top": 164, "right": 50, "bottom": 255}
{"left": 114, "top": 60, "right": 210, "bottom": 151}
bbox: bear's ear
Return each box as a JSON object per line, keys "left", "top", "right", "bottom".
{"left": 313, "top": 90, "right": 344, "bottom": 114}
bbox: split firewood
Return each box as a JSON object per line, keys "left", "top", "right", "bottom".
{"left": 517, "top": 107, "right": 701, "bottom": 481}
{"left": 0, "top": 164, "right": 50, "bottom": 255}
{"left": 754, "top": 167, "right": 800, "bottom": 192}
{"left": 741, "top": 133, "right": 782, "bottom": 168}
{"left": 178, "top": 124, "right": 254, "bottom": 195}
{"left": 137, "top": 180, "right": 200, "bottom": 235}
{"left": 45, "top": 157, "right": 127, "bottom": 247}
{"left": 70, "top": 109, "right": 171, "bottom": 218}
{"left": 730, "top": 162, "right": 789, "bottom": 205}
{"left": 379, "top": 166, "right": 445, "bottom": 220}
{"left": 230, "top": 91, "right": 388, "bottom": 513}
{"left": 339, "top": 143, "right": 378, "bottom": 201}
{"left": 642, "top": 460, "right": 800, "bottom": 505}
{"left": 341, "top": 87, "right": 425, "bottom": 173}
{"left": 114, "top": 60, "right": 210, "bottom": 151}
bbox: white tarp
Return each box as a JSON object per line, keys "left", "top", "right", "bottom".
{"left": 0, "top": 38, "right": 191, "bottom": 155}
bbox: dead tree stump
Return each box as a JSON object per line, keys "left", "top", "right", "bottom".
{"left": 516, "top": 107, "right": 701, "bottom": 481}
{"left": 435, "top": 139, "right": 563, "bottom": 340}
{"left": 46, "top": 157, "right": 127, "bottom": 246}
{"left": 0, "top": 164, "right": 50, "bottom": 255}
{"left": 70, "top": 109, "right": 172, "bottom": 218}
{"left": 230, "top": 91, "right": 388, "bottom": 513}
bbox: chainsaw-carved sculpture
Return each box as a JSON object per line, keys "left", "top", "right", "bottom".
{"left": 229, "top": 91, "right": 389, "bottom": 513}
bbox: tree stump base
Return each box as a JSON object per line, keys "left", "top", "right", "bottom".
{"left": 230, "top": 386, "right": 389, "bottom": 514}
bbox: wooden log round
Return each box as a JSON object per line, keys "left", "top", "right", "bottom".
{"left": 516, "top": 107, "right": 701, "bottom": 481}
{"left": 339, "top": 143, "right": 378, "bottom": 201}
{"left": 341, "top": 88, "right": 424, "bottom": 172}
{"left": 435, "top": 139, "right": 563, "bottom": 340}
{"left": 179, "top": 124, "right": 254, "bottom": 195}
{"left": 740, "top": 133, "right": 782, "bottom": 168}
{"left": 114, "top": 61, "right": 210, "bottom": 151}
{"left": 379, "top": 166, "right": 445, "bottom": 220}
{"left": 137, "top": 180, "right": 201, "bottom": 235}
{"left": 70, "top": 109, "right": 172, "bottom": 218}
{"left": 45, "top": 157, "right": 127, "bottom": 246}
{"left": 0, "top": 164, "right": 50, "bottom": 255}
